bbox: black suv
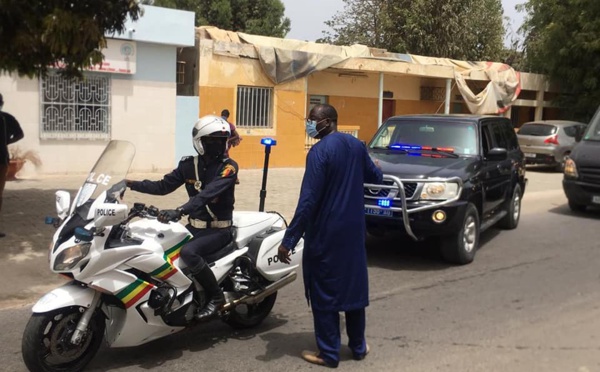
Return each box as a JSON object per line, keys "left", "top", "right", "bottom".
{"left": 364, "top": 115, "right": 527, "bottom": 264}
{"left": 563, "top": 105, "right": 600, "bottom": 211}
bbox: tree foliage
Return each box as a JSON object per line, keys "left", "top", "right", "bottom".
{"left": 151, "top": 0, "right": 291, "bottom": 37}
{"left": 0, "top": 0, "right": 142, "bottom": 78}
{"left": 519, "top": 0, "right": 600, "bottom": 120}
{"left": 320, "top": 0, "right": 505, "bottom": 62}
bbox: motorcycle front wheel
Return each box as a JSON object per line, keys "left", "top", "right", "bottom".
{"left": 223, "top": 292, "right": 277, "bottom": 329}
{"left": 22, "top": 307, "right": 105, "bottom": 372}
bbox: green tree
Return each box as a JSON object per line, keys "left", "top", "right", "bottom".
{"left": 320, "top": 0, "right": 505, "bottom": 62}
{"left": 0, "top": 0, "right": 142, "bottom": 78}
{"left": 152, "top": 0, "right": 290, "bottom": 37}
{"left": 519, "top": 0, "right": 600, "bottom": 120}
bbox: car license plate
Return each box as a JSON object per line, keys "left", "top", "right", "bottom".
{"left": 592, "top": 196, "right": 600, "bottom": 204}
{"left": 365, "top": 207, "right": 393, "bottom": 217}
{"left": 524, "top": 153, "right": 536, "bottom": 158}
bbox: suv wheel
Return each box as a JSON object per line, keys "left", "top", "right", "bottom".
{"left": 441, "top": 203, "right": 479, "bottom": 265}
{"left": 499, "top": 184, "right": 522, "bottom": 229}
{"left": 568, "top": 200, "right": 587, "bottom": 213}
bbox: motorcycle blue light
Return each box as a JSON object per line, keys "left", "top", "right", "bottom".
{"left": 377, "top": 199, "right": 392, "bottom": 208}
{"left": 260, "top": 138, "right": 277, "bottom": 146}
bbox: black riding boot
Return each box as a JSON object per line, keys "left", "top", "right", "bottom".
{"left": 193, "top": 265, "right": 225, "bottom": 321}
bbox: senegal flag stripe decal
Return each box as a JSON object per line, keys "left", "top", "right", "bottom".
{"left": 150, "top": 262, "right": 178, "bottom": 280}
{"left": 116, "top": 279, "right": 155, "bottom": 308}
{"left": 160, "top": 269, "right": 177, "bottom": 280}
{"left": 164, "top": 236, "right": 191, "bottom": 264}
{"left": 149, "top": 262, "right": 172, "bottom": 276}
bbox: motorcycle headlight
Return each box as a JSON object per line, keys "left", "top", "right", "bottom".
{"left": 420, "top": 182, "right": 460, "bottom": 201}
{"left": 53, "top": 243, "right": 91, "bottom": 271}
{"left": 564, "top": 158, "right": 578, "bottom": 178}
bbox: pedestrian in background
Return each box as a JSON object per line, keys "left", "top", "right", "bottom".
{"left": 220, "top": 109, "right": 242, "bottom": 156}
{"left": 0, "top": 93, "right": 24, "bottom": 238}
{"left": 277, "top": 103, "right": 383, "bottom": 368}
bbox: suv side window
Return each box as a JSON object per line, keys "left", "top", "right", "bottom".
{"left": 491, "top": 121, "right": 509, "bottom": 149}
{"left": 481, "top": 124, "right": 494, "bottom": 157}
{"left": 501, "top": 121, "right": 519, "bottom": 150}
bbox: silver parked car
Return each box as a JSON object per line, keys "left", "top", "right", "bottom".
{"left": 517, "top": 120, "right": 587, "bottom": 171}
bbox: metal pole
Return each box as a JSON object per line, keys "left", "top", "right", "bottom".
{"left": 378, "top": 72, "right": 384, "bottom": 127}
{"left": 258, "top": 145, "right": 271, "bottom": 212}
{"left": 444, "top": 78, "right": 452, "bottom": 114}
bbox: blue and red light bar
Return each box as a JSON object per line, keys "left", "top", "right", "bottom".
{"left": 389, "top": 143, "right": 455, "bottom": 153}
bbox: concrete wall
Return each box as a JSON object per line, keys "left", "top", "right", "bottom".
{"left": 308, "top": 72, "right": 447, "bottom": 141}
{"left": 174, "top": 96, "right": 200, "bottom": 164}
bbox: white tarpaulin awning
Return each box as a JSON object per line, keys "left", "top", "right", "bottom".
{"left": 199, "top": 27, "right": 521, "bottom": 114}
{"left": 408, "top": 55, "right": 521, "bottom": 114}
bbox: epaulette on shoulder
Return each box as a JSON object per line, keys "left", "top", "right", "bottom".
{"left": 180, "top": 155, "right": 195, "bottom": 162}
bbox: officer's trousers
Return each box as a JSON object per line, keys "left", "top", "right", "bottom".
{"left": 180, "top": 225, "right": 232, "bottom": 273}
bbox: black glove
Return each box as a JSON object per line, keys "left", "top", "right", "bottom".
{"left": 157, "top": 208, "right": 183, "bottom": 224}
{"left": 106, "top": 180, "right": 127, "bottom": 202}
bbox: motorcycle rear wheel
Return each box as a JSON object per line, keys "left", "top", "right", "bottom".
{"left": 22, "top": 307, "right": 105, "bottom": 372}
{"left": 223, "top": 292, "right": 277, "bottom": 329}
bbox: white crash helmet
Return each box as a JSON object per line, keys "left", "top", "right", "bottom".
{"left": 192, "top": 115, "right": 231, "bottom": 155}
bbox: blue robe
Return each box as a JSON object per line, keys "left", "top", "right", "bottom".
{"left": 282, "top": 132, "right": 383, "bottom": 312}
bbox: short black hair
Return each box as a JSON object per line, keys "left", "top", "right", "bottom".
{"left": 0, "top": 93, "right": 3, "bottom": 105}
{"left": 312, "top": 104, "right": 338, "bottom": 123}
{"left": 221, "top": 109, "right": 230, "bottom": 118}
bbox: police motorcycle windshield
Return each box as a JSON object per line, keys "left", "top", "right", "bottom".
{"left": 73, "top": 140, "right": 136, "bottom": 219}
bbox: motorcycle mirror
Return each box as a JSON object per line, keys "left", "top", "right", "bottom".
{"left": 93, "top": 203, "right": 129, "bottom": 228}
{"left": 55, "top": 191, "right": 71, "bottom": 220}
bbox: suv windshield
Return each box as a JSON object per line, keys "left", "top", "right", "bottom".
{"left": 583, "top": 107, "right": 600, "bottom": 141}
{"left": 518, "top": 123, "right": 557, "bottom": 136}
{"left": 369, "top": 119, "right": 479, "bottom": 156}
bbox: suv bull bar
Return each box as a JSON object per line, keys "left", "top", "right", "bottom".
{"left": 364, "top": 175, "right": 464, "bottom": 241}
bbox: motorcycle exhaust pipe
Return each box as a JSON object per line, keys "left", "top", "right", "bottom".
{"left": 222, "top": 271, "right": 297, "bottom": 311}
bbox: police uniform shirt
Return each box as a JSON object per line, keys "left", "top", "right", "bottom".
{"left": 129, "top": 156, "right": 238, "bottom": 221}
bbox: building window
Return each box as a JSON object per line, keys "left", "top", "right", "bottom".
{"left": 176, "top": 61, "right": 186, "bottom": 85}
{"left": 236, "top": 86, "right": 273, "bottom": 128}
{"left": 40, "top": 73, "right": 111, "bottom": 140}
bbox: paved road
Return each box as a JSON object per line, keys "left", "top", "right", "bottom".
{"left": 1, "top": 166, "right": 599, "bottom": 371}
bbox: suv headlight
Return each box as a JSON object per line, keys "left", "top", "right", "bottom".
{"left": 420, "top": 182, "right": 460, "bottom": 201}
{"left": 53, "top": 243, "right": 91, "bottom": 271}
{"left": 564, "top": 158, "right": 578, "bottom": 178}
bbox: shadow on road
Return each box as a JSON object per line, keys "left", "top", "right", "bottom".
{"left": 366, "top": 228, "right": 501, "bottom": 271}
{"left": 1, "top": 188, "right": 79, "bottom": 255}
{"left": 87, "top": 314, "right": 290, "bottom": 371}
{"left": 525, "top": 165, "right": 560, "bottom": 174}
{"left": 548, "top": 203, "right": 600, "bottom": 219}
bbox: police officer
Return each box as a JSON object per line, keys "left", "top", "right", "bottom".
{"left": 125, "top": 115, "right": 238, "bottom": 321}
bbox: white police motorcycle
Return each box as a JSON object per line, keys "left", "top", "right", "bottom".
{"left": 21, "top": 140, "right": 303, "bottom": 372}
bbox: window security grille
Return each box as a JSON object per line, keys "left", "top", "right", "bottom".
{"left": 40, "top": 73, "right": 111, "bottom": 140}
{"left": 177, "top": 61, "right": 185, "bottom": 85}
{"left": 236, "top": 86, "right": 273, "bottom": 128}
